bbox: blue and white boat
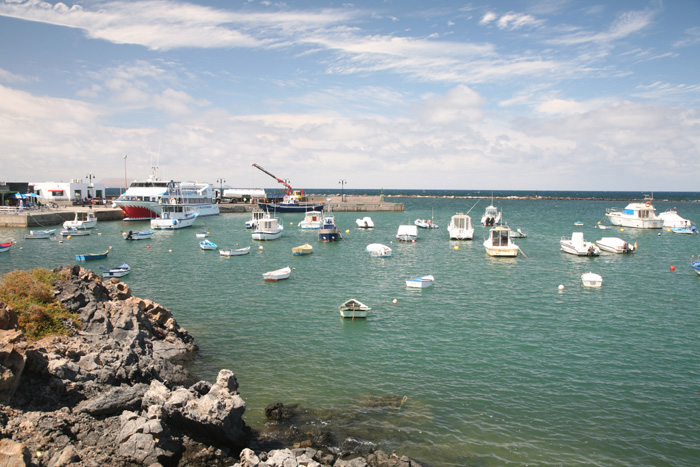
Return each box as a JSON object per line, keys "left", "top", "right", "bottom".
{"left": 406, "top": 275, "right": 435, "bottom": 288}
{"left": 671, "top": 227, "right": 696, "bottom": 235}
{"left": 691, "top": 260, "right": 700, "bottom": 275}
{"left": 123, "top": 230, "right": 154, "bottom": 240}
{"left": 101, "top": 263, "right": 130, "bottom": 278}
{"left": 319, "top": 208, "right": 342, "bottom": 242}
{"left": 199, "top": 239, "right": 217, "bottom": 250}
{"left": 25, "top": 229, "right": 56, "bottom": 239}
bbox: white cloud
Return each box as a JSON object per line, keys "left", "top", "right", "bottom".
{"left": 496, "top": 12, "right": 542, "bottom": 30}
{"left": 480, "top": 12, "right": 497, "bottom": 25}
{"left": 674, "top": 26, "right": 700, "bottom": 48}
{"left": 549, "top": 8, "right": 655, "bottom": 45}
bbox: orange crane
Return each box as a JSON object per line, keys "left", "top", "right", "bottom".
{"left": 252, "top": 163, "right": 293, "bottom": 195}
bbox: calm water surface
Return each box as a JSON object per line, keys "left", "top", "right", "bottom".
{"left": 2, "top": 195, "right": 700, "bottom": 466}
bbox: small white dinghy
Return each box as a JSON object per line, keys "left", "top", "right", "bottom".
{"left": 365, "top": 243, "right": 392, "bottom": 257}
{"left": 581, "top": 272, "right": 603, "bottom": 287}
{"left": 25, "top": 229, "right": 56, "bottom": 239}
{"left": 263, "top": 266, "right": 292, "bottom": 281}
{"left": 596, "top": 237, "right": 635, "bottom": 254}
{"left": 406, "top": 275, "right": 435, "bottom": 288}
{"left": 196, "top": 231, "right": 209, "bottom": 238}
{"left": 199, "top": 239, "right": 217, "bottom": 250}
{"left": 101, "top": 263, "right": 130, "bottom": 278}
{"left": 219, "top": 246, "right": 250, "bottom": 256}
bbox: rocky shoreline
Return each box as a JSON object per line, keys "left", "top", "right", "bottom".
{"left": 0, "top": 265, "right": 423, "bottom": 467}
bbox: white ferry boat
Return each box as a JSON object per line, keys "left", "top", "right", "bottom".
{"left": 114, "top": 167, "right": 219, "bottom": 220}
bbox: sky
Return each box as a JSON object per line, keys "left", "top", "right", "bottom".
{"left": 1, "top": 0, "right": 699, "bottom": 191}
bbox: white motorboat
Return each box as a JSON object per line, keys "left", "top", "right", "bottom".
{"left": 356, "top": 216, "right": 374, "bottom": 229}
{"left": 605, "top": 197, "right": 664, "bottom": 229}
{"left": 596, "top": 237, "right": 635, "bottom": 254}
{"left": 447, "top": 213, "right": 474, "bottom": 240}
{"left": 581, "top": 272, "right": 603, "bottom": 287}
{"left": 292, "top": 243, "right": 313, "bottom": 255}
{"left": 63, "top": 211, "right": 97, "bottom": 230}
{"left": 252, "top": 217, "right": 283, "bottom": 240}
{"left": 298, "top": 210, "right": 323, "bottom": 229}
{"left": 195, "top": 231, "right": 209, "bottom": 238}
{"left": 483, "top": 226, "right": 518, "bottom": 257}
{"left": 658, "top": 209, "right": 693, "bottom": 228}
{"left": 123, "top": 229, "right": 154, "bottom": 240}
{"left": 481, "top": 196, "right": 501, "bottom": 226}
{"left": 150, "top": 203, "right": 198, "bottom": 230}
{"left": 245, "top": 208, "right": 268, "bottom": 229}
{"left": 262, "top": 266, "right": 292, "bottom": 281}
{"left": 560, "top": 232, "right": 601, "bottom": 256}
{"left": 60, "top": 228, "right": 91, "bottom": 236}
{"left": 24, "top": 229, "right": 56, "bottom": 239}
{"left": 396, "top": 225, "right": 418, "bottom": 242}
{"left": 339, "top": 298, "right": 371, "bottom": 319}
{"left": 219, "top": 246, "right": 250, "bottom": 256}
{"left": 101, "top": 263, "right": 130, "bottom": 278}
{"left": 415, "top": 218, "right": 438, "bottom": 229}
{"left": 406, "top": 275, "right": 435, "bottom": 288}
{"left": 365, "top": 243, "right": 392, "bottom": 257}
{"left": 199, "top": 239, "right": 217, "bottom": 250}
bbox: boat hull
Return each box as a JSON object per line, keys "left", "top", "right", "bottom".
{"left": 259, "top": 202, "right": 325, "bottom": 213}
{"left": 124, "top": 230, "right": 154, "bottom": 240}
{"left": 151, "top": 215, "right": 197, "bottom": 230}
{"left": 484, "top": 245, "right": 519, "bottom": 257}
{"left": 61, "top": 229, "right": 91, "bottom": 236}
{"left": 560, "top": 241, "right": 601, "bottom": 256}
{"left": 606, "top": 214, "right": 664, "bottom": 229}
{"left": 219, "top": 247, "right": 250, "bottom": 256}
{"left": 76, "top": 251, "right": 109, "bottom": 261}
{"left": 339, "top": 309, "right": 368, "bottom": 319}
{"left": 252, "top": 230, "right": 283, "bottom": 240}
{"left": 691, "top": 261, "right": 700, "bottom": 275}
{"left": 319, "top": 229, "right": 342, "bottom": 242}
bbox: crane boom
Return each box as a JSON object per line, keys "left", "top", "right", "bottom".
{"left": 252, "top": 163, "right": 292, "bottom": 194}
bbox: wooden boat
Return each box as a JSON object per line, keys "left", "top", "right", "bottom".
{"left": 292, "top": 243, "right": 313, "bottom": 255}
{"left": 581, "top": 272, "right": 603, "bottom": 287}
{"left": 483, "top": 225, "right": 519, "bottom": 257}
{"left": 406, "top": 275, "right": 435, "bottom": 288}
{"left": 263, "top": 266, "right": 292, "bottom": 281}
{"left": 560, "top": 232, "right": 601, "bottom": 256}
{"left": 101, "top": 263, "right": 130, "bottom": 278}
{"left": 63, "top": 211, "right": 97, "bottom": 229}
{"left": 339, "top": 298, "right": 371, "bottom": 319}
{"left": 123, "top": 230, "right": 154, "bottom": 240}
{"left": 61, "top": 228, "right": 91, "bottom": 236}
{"left": 76, "top": 250, "right": 109, "bottom": 261}
{"left": 0, "top": 241, "right": 12, "bottom": 253}
{"left": 199, "top": 239, "right": 217, "bottom": 250}
{"left": 24, "top": 229, "right": 56, "bottom": 239}
{"left": 596, "top": 237, "right": 635, "bottom": 254}
{"left": 365, "top": 243, "right": 392, "bottom": 257}
{"left": 219, "top": 246, "right": 250, "bottom": 257}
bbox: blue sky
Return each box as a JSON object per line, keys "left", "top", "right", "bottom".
{"left": 1, "top": 0, "right": 699, "bottom": 191}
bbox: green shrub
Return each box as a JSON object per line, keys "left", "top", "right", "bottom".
{"left": 0, "top": 268, "right": 79, "bottom": 340}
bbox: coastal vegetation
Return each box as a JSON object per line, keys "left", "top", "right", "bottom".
{"left": 0, "top": 267, "right": 78, "bottom": 340}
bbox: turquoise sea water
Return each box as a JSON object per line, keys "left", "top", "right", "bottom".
{"left": 2, "top": 194, "right": 700, "bottom": 466}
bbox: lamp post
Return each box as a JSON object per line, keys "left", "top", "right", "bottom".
{"left": 123, "top": 155, "right": 128, "bottom": 195}
{"left": 339, "top": 179, "right": 347, "bottom": 202}
{"left": 216, "top": 178, "right": 226, "bottom": 201}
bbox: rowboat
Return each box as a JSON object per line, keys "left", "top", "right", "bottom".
{"left": 339, "top": 298, "right": 371, "bottom": 319}
{"left": 76, "top": 250, "right": 109, "bottom": 261}
{"left": 101, "top": 263, "right": 130, "bottom": 278}
{"left": 292, "top": 243, "right": 313, "bottom": 255}
{"left": 405, "top": 275, "right": 435, "bottom": 288}
{"left": 0, "top": 241, "right": 12, "bottom": 253}
{"left": 263, "top": 266, "right": 292, "bottom": 281}
{"left": 123, "top": 230, "right": 154, "bottom": 240}
{"left": 199, "top": 239, "right": 217, "bottom": 250}
{"left": 61, "top": 228, "right": 91, "bottom": 236}
{"left": 24, "top": 229, "right": 56, "bottom": 239}
{"left": 219, "top": 246, "right": 250, "bottom": 256}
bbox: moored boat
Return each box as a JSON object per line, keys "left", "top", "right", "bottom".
{"left": 262, "top": 266, "right": 292, "bottom": 281}
{"left": 101, "top": 263, "right": 130, "bottom": 278}
{"left": 63, "top": 211, "right": 97, "bottom": 230}
{"left": 658, "top": 209, "right": 693, "bottom": 228}
{"left": 671, "top": 227, "right": 696, "bottom": 235}
{"left": 252, "top": 217, "right": 284, "bottom": 240}
{"left": 199, "top": 239, "right": 217, "bottom": 250}
{"left": 219, "top": 246, "right": 250, "bottom": 256}
{"left": 483, "top": 225, "right": 518, "bottom": 257}
{"left": 595, "top": 237, "right": 635, "bottom": 254}
{"left": 245, "top": 208, "right": 268, "bottom": 229}
{"left": 0, "top": 241, "right": 12, "bottom": 253}
{"left": 406, "top": 275, "right": 435, "bottom": 288}
{"left": 481, "top": 196, "right": 501, "bottom": 226}
{"left": 365, "top": 243, "right": 392, "bottom": 257}
{"left": 415, "top": 218, "right": 438, "bottom": 229}
{"left": 61, "top": 228, "right": 91, "bottom": 236}
{"left": 560, "top": 232, "right": 601, "bottom": 256}
{"left": 510, "top": 228, "right": 527, "bottom": 238}
{"left": 356, "top": 217, "right": 374, "bottom": 229}
{"left": 318, "top": 209, "right": 342, "bottom": 242}
{"left": 581, "top": 272, "right": 603, "bottom": 287}
{"left": 396, "top": 225, "right": 418, "bottom": 242}
{"left": 298, "top": 210, "right": 323, "bottom": 229}
{"left": 292, "top": 243, "right": 313, "bottom": 255}
{"left": 150, "top": 203, "right": 198, "bottom": 230}
{"left": 123, "top": 230, "right": 154, "bottom": 240}
{"left": 76, "top": 250, "right": 109, "bottom": 261}
{"left": 195, "top": 231, "right": 209, "bottom": 238}
{"left": 605, "top": 196, "right": 663, "bottom": 229}
{"left": 339, "top": 298, "right": 371, "bottom": 319}
{"left": 24, "top": 229, "right": 56, "bottom": 239}
{"left": 691, "top": 260, "right": 700, "bottom": 275}
{"left": 447, "top": 213, "right": 474, "bottom": 240}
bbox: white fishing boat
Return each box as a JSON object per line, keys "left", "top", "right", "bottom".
{"left": 262, "top": 266, "right": 292, "bottom": 281}
{"left": 60, "top": 227, "right": 91, "bottom": 236}
{"left": 63, "top": 211, "right": 97, "bottom": 230}
{"left": 199, "top": 239, "right": 217, "bottom": 250}
{"left": 658, "top": 209, "right": 693, "bottom": 228}
{"left": 596, "top": 237, "right": 636, "bottom": 254}
{"left": 292, "top": 243, "right": 313, "bottom": 255}
{"left": 581, "top": 272, "right": 603, "bottom": 287}
{"left": 339, "top": 298, "right": 371, "bottom": 319}
{"left": 24, "top": 229, "right": 56, "bottom": 239}
{"left": 219, "top": 246, "right": 250, "bottom": 256}
{"left": 605, "top": 196, "right": 664, "bottom": 229}
{"left": 100, "top": 263, "right": 130, "bottom": 278}
{"left": 365, "top": 243, "right": 392, "bottom": 257}
{"left": 298, "top": 210, "right": 323, "bottom": 229}
{"left": 356, "top": 217, "right": 374, "bottom": 229}
{"left": 481, "top": 196, "right": 501, "bottom": 226}
{"left": 406, "top": 275, "right": 435, "bottom": 288}
{"left": 123, "top": 230, "right": 154, "bottom": 241}
{"left": 245, "top": 208, "right": 268, "bottom": 229}
{"left": 483, "top": 225, "right": 518, "bottom": 257}
{"left": 396, "top": 225, "right": 418, "bottom": 242}
{"left": 252, "top": 217, "right": 284, "bottom": 240}
{"left": 560, "top": 232, "right": 601, "bottom": 256}
{"left": 447, "top": 213, "right": 474, "bottom": 240}
{"left": 150, "top": 204, "right": 198, "bottom": 230}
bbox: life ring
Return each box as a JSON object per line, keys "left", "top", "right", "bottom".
{"left": 169, "top": 198, "right": 176, "bottom": 205}
{"left": 645, "top": 201, "right": 651, "bottom": 207}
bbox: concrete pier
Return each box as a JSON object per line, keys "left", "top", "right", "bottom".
{"left": 0, "top": 207, "right": 124, "bottom": 228}
{"left": 218, "top": 195, "right": 404, "bottom": 213}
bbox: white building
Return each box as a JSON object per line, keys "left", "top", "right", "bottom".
{"left": 32, "top": 179, "right": 106, "bottom": 203}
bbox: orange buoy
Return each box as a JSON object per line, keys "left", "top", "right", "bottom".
{"left": 670, "top": 265, "right": 675, "bottom": 271}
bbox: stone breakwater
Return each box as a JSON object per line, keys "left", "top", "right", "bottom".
{"left": 0, "top": 266, "right": 422, "bottom": 467}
